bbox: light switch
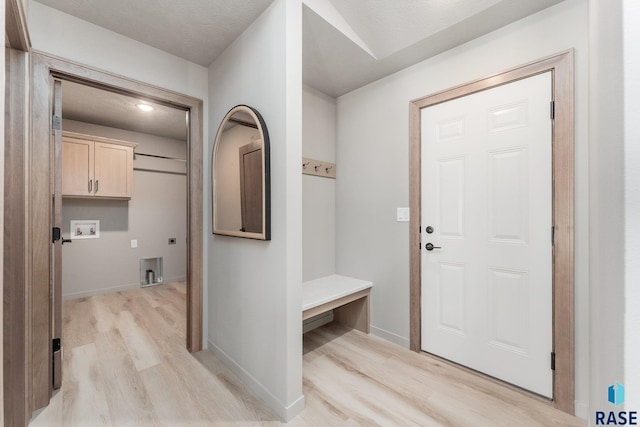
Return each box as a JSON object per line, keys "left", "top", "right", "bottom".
{"left": 131, "top": 239, "right": 138, "bottom": 248}
{"left": 397, "top": 207, "right": 410, "bottom": 222}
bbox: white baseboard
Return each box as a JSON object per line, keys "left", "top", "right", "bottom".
{"left": 207, "top": 339, "right": 305, "bottom": 422}
{"left": 370, "top": 325, "right": 410, "bottom": 349}
{"left": 574, "top": 400, "right": 588, "bottom": 420}
{"left": 63, "top": 282, "right": 140, "bottom": 300}
{"left": 62, "top": 275, "right": 187, "bottom": 300}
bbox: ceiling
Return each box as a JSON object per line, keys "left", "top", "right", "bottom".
{"left": 302, "top": 0, "right": 565, "bottom": 96}
{"left": 61, "top": 80, "right": 188, "bottom": 141}
{"left": 40, "top": 0, "right": 566, "bottom": 138}
{"left": 34, "top": 0, "right": 275, "bottom": 67}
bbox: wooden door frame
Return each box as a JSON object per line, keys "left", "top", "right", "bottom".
{"left": 409, "top": 50, "right": 575, "bottom": 413}
{"left": 4, "top": 0, "right": 31, "bottom": 425}
{"left": 29, "top": 51, "right": 204, "bottom": 411}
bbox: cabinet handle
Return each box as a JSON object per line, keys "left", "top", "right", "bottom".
{"left": 88, "top": 179, "right": 92, "bottom": 193}
{"left": 95, "top": 180, "right": 99, "bottom": 194}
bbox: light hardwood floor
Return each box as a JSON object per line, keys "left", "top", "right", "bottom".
{"left": 29, "top": 282, "right": 585, "bottom": 426}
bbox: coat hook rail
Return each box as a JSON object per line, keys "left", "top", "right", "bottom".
{"left": 302, "top": 157, "right": 336, "bottom": 179}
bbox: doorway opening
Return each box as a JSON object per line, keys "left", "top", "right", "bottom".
{"left": 409, "top": 51, "right": 575, "bottom": 413}
{"left": 29, "top": 52, "right": 204, "bottom": 412}
{"left": 58, "top": 79, "right": 189, "bottom": 300}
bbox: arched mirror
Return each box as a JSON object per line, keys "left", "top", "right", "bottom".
{"left": 212, "top": 105, "right": 270, "bottom": 240}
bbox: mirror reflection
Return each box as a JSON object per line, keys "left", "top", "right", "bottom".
{"left": 212, "top": 105, "right": 270, "bottom": 240}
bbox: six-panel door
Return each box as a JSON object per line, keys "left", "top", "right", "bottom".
{"left": 420, "top": 72, "right": 554, "bottom": 398}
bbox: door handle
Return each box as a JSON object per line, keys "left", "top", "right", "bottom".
{"left": 425, "top": 243, "right": 441, "bottom": 251}
{"left": 95, "top": 180, "right": 99, "bottom": 194}
{"left": 88, "top": 179, "right": 92, "bottom": 193}
{"left": 62, "top": 238, "right": 72, "bottom": 245}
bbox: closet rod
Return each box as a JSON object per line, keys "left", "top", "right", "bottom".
{"left": 133, "top": 167, "right": 187, "bottom": 176}
{"left": 134, "top": 152, "right": 187, "bottom": 162}
{"left": 229, "top": 117, "right": 258, "bottom": 129}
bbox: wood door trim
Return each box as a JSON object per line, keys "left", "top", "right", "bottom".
{"left": 30, "top": 51, "right": 204, "bottom": 410}
{"left": 5, "top": 1, "right": 31, "bottom": 424}
{"left": 4, "top": 47, "right": 30, "bottom": 427}
{"left": 51, "top": 79, "right": 63, "bottom": 390}
{"left": 5, "top": 0, "right": 31, "bottom": 51}
{"left": 409, "top": 50, "right": 575, "bottom": 413}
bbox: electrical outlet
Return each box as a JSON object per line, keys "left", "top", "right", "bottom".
{"left": 168, "top": 238, "right": 177, "bottom": 245}
{"left": 131, "top": 239, "right": 138, "bottom": 248}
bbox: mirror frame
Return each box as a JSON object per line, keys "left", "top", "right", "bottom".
{"left": 212, "top": 105, "right": 271, "bottom": 240}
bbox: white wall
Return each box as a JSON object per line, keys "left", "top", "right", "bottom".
{"left": 623, "top": 0, "right": 640, "bottom": 411}
{"left": 27, "top": 1, "right": 208, "bottom": 102}
{"left": 334, "top": 0, "right": 590, "bottom": 416}
{"left": 302, "top": 85, "right": 336, "bottom": 281}
{"left": 60, "top": 120, "right": 187, "bottom": 299}
{"left": 207, "top": 0, "right": 303, "bottom": 421}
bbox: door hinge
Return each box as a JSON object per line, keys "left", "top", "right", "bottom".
{"left": 551, "top": 226, "right": 555, "bottom": 245}
{"left": 551, "top": 352, "right": 556, "bottom": 371}
{"left": 52, "top": 115, "right": 62, "bottom": 131}
{"left": 550, "top": 101, "right": 555, "bottom": 120}
{"left": 52, "top": 338, "right": 61, "bottom": 353}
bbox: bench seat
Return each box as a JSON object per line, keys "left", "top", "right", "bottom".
{"left": 302, "top": 274, "right": 372, "bottom": 333}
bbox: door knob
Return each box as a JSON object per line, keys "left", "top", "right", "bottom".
{"left": 425, "top": 243, "right": 441, "bottom": 251}
{"left": 62, "top": 238, "right": 72, "bottom": 245}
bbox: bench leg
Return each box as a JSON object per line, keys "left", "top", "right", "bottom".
{"left": 334, "top": 295, "right": 370, "bottom": 334}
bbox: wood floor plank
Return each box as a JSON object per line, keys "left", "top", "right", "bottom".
{"left": 124, "top": 294, "right": 241, "bottom": 422}
{"left": 116, "top": 310, "right": 162, "bottom": 372}
{"left": 90, "top": 293, "right": 123, "bottom": 333}
{"left": 305, "top": 354, "right": 444, "bottom": 427}
{"left": 192, "top": 350, "right": 280, "bottom": 422}
{"left": 138, "top": 364, "right": 203, "bottom": 425}
{"left": 142, "top": 288, "right": 165, "bottom": 308}
{"left": 94, "top": 329, "right": 160, "bottom": 426}
{"left": 62, "top": 343, "right": 112, "bottom": 426}
{"left": 28, "top": 390, "right": 63, "bottom": 427}
{"left": 29, "top": 282, "right": 586, "bottom": 427}
{"left": 154, "top": 302, "right": 186, "bottom": 337}
{"left": 304, "top": 325, "right": 585, "bottom": 427}
{"left": 62, "top": 297, "right": 98, "bottom": 349}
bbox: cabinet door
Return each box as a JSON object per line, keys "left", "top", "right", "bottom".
{"left": 62, "top": 138, "right": 94, "bottom": 196}
{"left": 94, "top": 142, "right": 133, "bottom": 198}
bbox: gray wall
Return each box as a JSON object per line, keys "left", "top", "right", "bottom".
{"left": 302, "top": 85, "right": 336, "bottom": 281}
{"left": 333, "top": 0, "right": 590, "bottom": 417}
{"left": 61, "top": 120, "right": 187, "bottom": 298}
{"left": 207, "top": 0, "right": 303, "bottom": 421}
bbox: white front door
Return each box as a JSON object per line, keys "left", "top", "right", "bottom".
{"left": 420, "top": 72, "right": 553, "bottom": 398}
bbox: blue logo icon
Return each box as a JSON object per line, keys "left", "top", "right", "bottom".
{"left": 608, "top": 382, "right": 625, "bottom": 406}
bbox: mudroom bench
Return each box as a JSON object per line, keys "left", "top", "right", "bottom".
{"left": 302, "top": 274, "right": 372, "bottom": 333}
